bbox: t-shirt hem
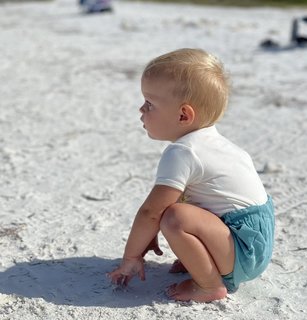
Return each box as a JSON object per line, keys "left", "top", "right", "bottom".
{"left": 155, "top": 180, "right": 185, "bottom": 192}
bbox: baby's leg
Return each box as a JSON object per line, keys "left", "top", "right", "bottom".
{"left": 160, "top": 203, "right": 235, "bottom": 302}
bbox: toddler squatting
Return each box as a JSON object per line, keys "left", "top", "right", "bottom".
{"left": 108, "top": 48, "right": 275, "bottom": 302}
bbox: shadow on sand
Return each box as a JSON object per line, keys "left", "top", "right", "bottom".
{"left": 0, "top": 257, "right": 182, "bottom": 307}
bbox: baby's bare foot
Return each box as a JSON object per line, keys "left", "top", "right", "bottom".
{"left": 166, "top": 279, "right": 227, "bottom": 302}
{"left": 169, "top": 259, "right": 188, "bottom": 273}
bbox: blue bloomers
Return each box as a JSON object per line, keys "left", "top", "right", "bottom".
{"left": 221, "top": 196, "right": 275, "bottom": 293}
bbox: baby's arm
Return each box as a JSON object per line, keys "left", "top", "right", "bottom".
{"left": 108, "top": 185, "right": 182, "bottom": 285}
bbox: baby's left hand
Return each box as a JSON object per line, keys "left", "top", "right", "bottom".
{"left": 142, "top": 235, "right": 163, "bottom": 257}
{"left": 108, "top": 257, "right": 145, "bottom": 287}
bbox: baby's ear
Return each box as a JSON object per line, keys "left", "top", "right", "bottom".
{"left": 179, "top": 104, "right": 195, "bottom": 125}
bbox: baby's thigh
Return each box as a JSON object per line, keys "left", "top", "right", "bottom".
{"left": 161, "top": 203, "right": 235, "bottom": 275}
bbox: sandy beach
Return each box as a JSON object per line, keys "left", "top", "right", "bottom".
{"left": 0, "top": 0, "right": 307, "bottom": 319}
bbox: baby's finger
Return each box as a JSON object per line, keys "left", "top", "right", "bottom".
{"left": 107, "top": 271, "right": 123, "bottom": 285}
{"left": 122, "top": 274, "right": 133, "bottom": 286}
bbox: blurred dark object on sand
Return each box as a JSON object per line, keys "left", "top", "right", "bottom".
{"left": 260, "top": 16, "right": 307, "bottom": 50}
{"left": 290, "top": 16, "right": 307, "bottom": 45}
{"left": 79, "top": 0, "right": 113, "bottom": 14}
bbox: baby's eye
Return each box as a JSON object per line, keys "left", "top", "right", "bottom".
{"left": 145, "top": 100, "right": 154, "bottom": 111}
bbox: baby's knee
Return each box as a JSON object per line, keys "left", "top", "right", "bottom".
{"left": 160, "top": 203, "right": 183, "bottom": 234}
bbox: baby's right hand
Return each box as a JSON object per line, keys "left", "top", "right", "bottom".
{"left": 142, "top": 236, "right": 163, "bottom": 257}
{"left": 108, "top": 257, "right": 145, "bottom": 286}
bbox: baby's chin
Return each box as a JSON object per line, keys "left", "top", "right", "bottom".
{"left": 143, "top": 127, "right": 170, "bottom": 141}
{"left": 147, "top": 132, "right": 158, "bottom": 140}
{"left": 147, "top": 132, "right": 161, "bottom": 140}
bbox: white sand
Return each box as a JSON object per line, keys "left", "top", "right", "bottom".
{"left": 0, "top": 0, "right": 307, "bottom": 319}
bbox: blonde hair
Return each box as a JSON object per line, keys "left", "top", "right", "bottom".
{"left": 142, "top": 48, "right": 229, "bottom": 127}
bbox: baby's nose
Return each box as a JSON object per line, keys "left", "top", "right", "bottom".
{"left": 139, "top": 105, "right": 145, "bottom": 113}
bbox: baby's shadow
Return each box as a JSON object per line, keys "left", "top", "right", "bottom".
{"left": 0, "top": 257, "right": 186, "bottom": 307}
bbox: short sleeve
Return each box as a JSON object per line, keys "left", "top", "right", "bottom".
{"left": 155, "top": 144, "right": 202, "bottom": 191}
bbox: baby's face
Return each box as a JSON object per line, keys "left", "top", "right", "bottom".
{"left": 140, "top": 77, "right": 183, "bottom": 141}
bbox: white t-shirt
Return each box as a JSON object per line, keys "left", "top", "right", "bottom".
{"left": 155, "top": 126, "right": 267, "bottom": 217}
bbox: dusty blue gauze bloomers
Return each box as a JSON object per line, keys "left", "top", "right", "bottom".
{"left": 221, "top": 196, "right": 275, "bottom": 293}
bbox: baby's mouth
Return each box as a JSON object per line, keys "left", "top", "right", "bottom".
{"left": 140, "top": 117, "right": 145, "bottom": 128}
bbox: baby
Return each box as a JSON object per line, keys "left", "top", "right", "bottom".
{"left": 108, "top": 48, "right": 275, "bottom": 302}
